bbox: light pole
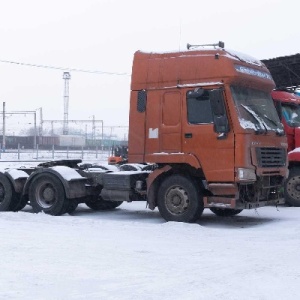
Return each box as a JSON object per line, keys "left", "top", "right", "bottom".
{"left": 37, "top": 107, "right": 43, "bottom": 136}
{"left": 2, "top": 102, "right": 6, "bottom": 152}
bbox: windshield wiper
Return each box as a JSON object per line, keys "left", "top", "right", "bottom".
{"left": 240, "top": 104, "right": 268, "bottom": 134}
{"left": 261, "top": 114, "right": 285, "bottom": 136}
{"left": 262, "top": 114, "right": 277, "bottom": 127}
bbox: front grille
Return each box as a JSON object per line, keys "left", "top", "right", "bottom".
{"left": 256, "top": 147, "right": 286, "bottom": 168}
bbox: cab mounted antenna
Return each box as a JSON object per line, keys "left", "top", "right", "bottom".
{"left": 187, "top": 41, "right": 225, "bottom": 50}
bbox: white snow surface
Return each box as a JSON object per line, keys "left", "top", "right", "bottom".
{"left": 0, "top": 155, "right": 300, "bottom": 299}
{"left": 225, "top": 49, "right": 263, "bottom": 66}
{"left": 1, "top": 204, "right": 300, "bottom": 300}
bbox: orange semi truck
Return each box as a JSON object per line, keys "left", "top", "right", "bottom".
{"left": 0, "top": 42, "right": 288, "bottom": 222}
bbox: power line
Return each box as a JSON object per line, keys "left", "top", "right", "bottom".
{"left": 0, "top": 59, "right": 130, "bottom": 76}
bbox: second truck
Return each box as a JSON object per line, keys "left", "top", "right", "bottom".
{"left": 0, "top": 42, "right": 288, "bottom": 222}
{"left": 271, "top": 89, "right": 300, "bottom": 206}
{"left": 262, "top": 54, "right": 300, "bottom": 207}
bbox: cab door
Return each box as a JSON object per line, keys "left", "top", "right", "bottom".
{"left": 160, "top": 91, "right": 182, "bottom": 152}
{"left": 182, "top": 88, "right": 235, "bottom": 182}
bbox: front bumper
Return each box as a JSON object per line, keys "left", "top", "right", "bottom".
{"left": 203, "top": 195, "right": 285, "bottom": 210}
{"left": 205, "top": 175, "right": 285, "bottom": 209}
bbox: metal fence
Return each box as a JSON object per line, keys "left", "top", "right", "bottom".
{"left": 0, "top": 147, "right": 109, "bottom": 162}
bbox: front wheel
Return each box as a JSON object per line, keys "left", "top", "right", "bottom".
{"left": 210, "top": 207, "right": 243, "bottom": 217}
{"left": 29, "top": 173, "right": 70, "bottom": 215}
{"left": 157, "top": 174, "right": 204, "bottom": 223}
{"left": 284, "top": 167, "right": 300, "bottom": 207}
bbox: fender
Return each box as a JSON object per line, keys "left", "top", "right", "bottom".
{"left": 288, "top": 150, "right": 300, "bottom": 164}
{"left": 147, "top": 165, "right": 172, "bottom": 210}
{"left": 23, "top": 166, "right": 87, "bottom": 199}
{"left": 3, "top": 169, "right": 29, "bottom": 194}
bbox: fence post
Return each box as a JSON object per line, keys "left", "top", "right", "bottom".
{"left": 81, "top": 146, "right": 84, "bottom": 159}
{"left": 36, "top": 144, "right": 39, "bottom": 160}
{"left": 67, "top": 147, "right": 69, "bottom": 159}
{"left": 18, "top": 143, "right": 20, "bottom": 160}
{"left": 52, "top": 145, "right": 54, "bottom": 159}
{"left": 96, "top": 146, "right": 98, "bottom": 159}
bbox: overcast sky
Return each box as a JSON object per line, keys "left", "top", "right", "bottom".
{"left": 0, "top": 0, "right": 299, "bottom": 135}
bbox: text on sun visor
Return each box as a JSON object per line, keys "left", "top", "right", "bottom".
{"left": 235, "top": 65, "right": 273, "bottom": 80}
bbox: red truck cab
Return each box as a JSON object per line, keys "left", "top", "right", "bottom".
{"left": 272, "top": 89, "right": 300, "bottom": 206}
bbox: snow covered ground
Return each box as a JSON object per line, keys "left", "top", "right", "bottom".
{"left": 0, "top": 154, "right": 300, "bottom": 299}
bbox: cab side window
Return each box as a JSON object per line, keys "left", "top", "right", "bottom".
{"left": 187, "top": 90, "right": 213, "bottom": 124}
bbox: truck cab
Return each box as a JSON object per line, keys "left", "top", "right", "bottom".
{"left": 128, "top": 43, "right": 288, "bottom": 221}
{"left": 271, "top": 89, "right": 300, "bottom": 206}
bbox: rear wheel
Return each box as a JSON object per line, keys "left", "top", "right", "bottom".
{"left": 284, "top": 167, "right": 300, "bottom": 207}
{"left": 29, "top": 173, "right": 70, "bottom": 215}
{"left": 9, "top": 194, "right": 27, "bottom": 212}
{"left": 85, "top": 197, "right": 123, "bottom": 210}
{"left": 66, "top": 201, "right": 79, "bottom": 214}
{"left": 13, "top": 195, "right": 29, "bottom": 211}
{"left": 0, "top": 173, "right": 14, "bottom": 211}
{"left": 210, "top": 207, "right": 243, "bottom": 217}
{"left": 157, "top": 174, "right": 204, "bottom": 222}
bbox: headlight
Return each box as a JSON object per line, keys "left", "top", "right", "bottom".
{"left": 237, "top": 168, "right": 256, "bottom": 181}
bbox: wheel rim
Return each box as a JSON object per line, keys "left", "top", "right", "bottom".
{"left": 0, "top": 183, "right": 5, "bottom": 203}
{"left": 165, "top": 186, "right": 189, "bottom": 215}
{"left": 35, "top": 181, "right": 57, "bottom": 208}
{"left": 286, "top": 176, "right": 300, "bottom": 200}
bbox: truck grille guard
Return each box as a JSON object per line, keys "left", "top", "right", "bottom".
{"left": 239, "top": 175, "right": 284, "bottom": 204}
{"left": 204, "top": 147, "right": 287, "bottom": 209}
{"left": 239, "top": 147, "right": 287, "bottom": 205}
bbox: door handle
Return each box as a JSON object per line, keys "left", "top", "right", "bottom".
{"left": 185, "top": 133, "right": 192, "bottom": 138}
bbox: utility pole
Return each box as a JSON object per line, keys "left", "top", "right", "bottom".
{"left": 2, "top": 102, "right": 5, "bottom": 152}
{"left": 34, "top": 111, "right": 37, "bottom": 149}
{"left": 38, "top": 107, "right": 43, "bottom": 136}
{"left": 92, "top": 115, "right": 95, "bottom": 142}
{"left": 63, "top": 72, "right": 71, "bottom": 135}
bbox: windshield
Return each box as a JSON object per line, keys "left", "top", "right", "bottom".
{"left": 282, "top": 104, "right": 300, "bottom": 127}
{"left": 231, "top": 85, "right": 284, "bottom": 134}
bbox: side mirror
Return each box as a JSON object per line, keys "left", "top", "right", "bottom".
{"left": 209, "top": 89, "right": 230, "bottom": 138}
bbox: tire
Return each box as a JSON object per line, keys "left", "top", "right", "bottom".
{"left": 85, "top": 197, "right": 123, "bottom": 210}
{"left": 284, "top": 167, "right": 300, "bottom": 207}
{"left": 29, "top": 173, "right": 70, "bottom": 215}
{"left": 66, "top": 201, "right": 78, "bottom": 214}
{"left": 11, "top": 195, "right": 28, "bottom": 211}
{"left": 157, "top": 174, "right": 204, "bottom": 222}
{"left": 210, "top": 207, "right": 243, "bottom": 217}
{"left": 0, "top": 173, "right": 14, "bottom": 211}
